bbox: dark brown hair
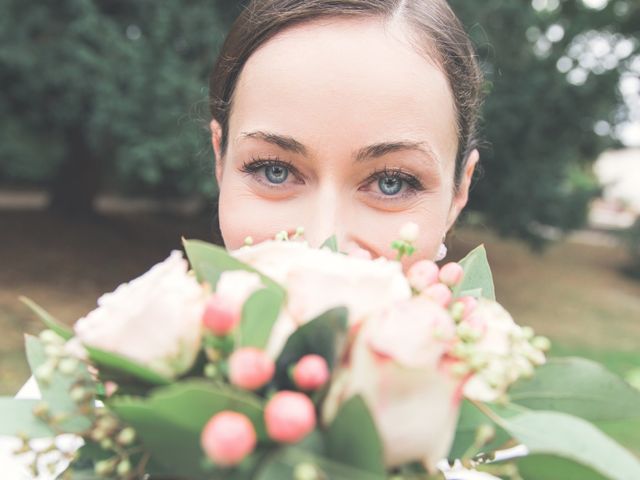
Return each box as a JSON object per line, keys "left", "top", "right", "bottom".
{"left": 209, "top": 0, "right": 484, "bottom": 190}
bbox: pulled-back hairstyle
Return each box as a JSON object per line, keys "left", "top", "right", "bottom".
{"left": 209, "top": 0, "right": 484, "bottom": 190}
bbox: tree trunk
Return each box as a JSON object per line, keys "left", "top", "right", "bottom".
{"left": 49, "top": 129, "right": 101, "bottom": 218}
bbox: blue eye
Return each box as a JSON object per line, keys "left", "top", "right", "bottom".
{"left": 241, "top": 157, "right": 296, "bottom": 187}
{"left": 378, "top": 175, "right": 403, "bottom": 196}
{"left": 265, "top": 164, "right": 289, "bottom": 184}
{"left": 366, "top": 167, "right": 425, "bottom": 200}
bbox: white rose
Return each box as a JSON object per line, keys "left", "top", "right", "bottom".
{"left": 323, "top": 297, "right": 464, "bottom": 472}
{"left": 74, "top": 251, "right": 206, "bottom": 378}
{"left": 231, "top": 240, "right": 412, "bottom": 357}
{"left": 215, "top": 270, "right": 264, "bottom": 307}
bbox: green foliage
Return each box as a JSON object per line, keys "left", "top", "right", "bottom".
{"left": 109, "top": 380, "right": 266, "bottom": 479}
{"left": 455, "top": 355, "right": 640, "bottom": 478}
{"left": 20, "top": 296, "right": 73, "bottom": 340}
{"left": 450, "top": 0, "right": 639, "bottom": 246}
{"left": 0, "top": 0, "right": 226, "bottom": 208}
{"left": 25, "top": 335, "right": 96, "bottom": 434}
{"left": 0, "top": 398, "right": 57, "bottom": 438}
{"left": 506, "top": 411, "right": 640, "bottom": 480}
{"left": 324, "top": 396, "right": 386, "bottom": 475}
{"left": 508, "top": 357, "right": 640, "bottom": 421}
{"left": 274, "top": 307, "right": 348, "bottom": 389}
{"left": 237, "top": 288, "right": 284, "bottom": 350}
{"left": 452, "top": 244, "right": 496, "bottom": 300}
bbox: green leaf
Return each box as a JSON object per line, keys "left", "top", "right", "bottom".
{"left": 0, "top": 398, "right": 57, "bottom": 438}
{"left": 61, "top": 441, "right": 112, "bottom": 478}
{"left": 516, "top": 454, "right": 609, "bottom": 480}
{"left": 20, "top": 296, "right": 72, "bottom": 340}
{"left": 321, "top": 235, "right": 339, "bottom": 252}
{"left": 501, "top": 410, "right": 640, "bottom": 480}
{"left": 324, "top": 396, "right": 386, "bottom": 475}
{"left": 275, "top": 307, "right": 348, "bottom": 389}
{"left": 255, "top": 445, "right": 386, "bottom": 480}
{"left": 109, "top": 380, "right": 266, "bottom": 478}
{"left": 183, "top": 239, "right": 285, "bottom": 297}
{"left": 85, "top": 345, "right": 172, "bottom": 387}
{"left": 237, "top": 288, "right": 284, "bottom": 349}
{"left": 597, "top": 417, "right": 640, "bottom": 456}
{"left": 448, "top": 400, "right": 512, "bottom": 460}
{"left": 509, "top": 357, "right": 640, "bottom": 422}
{"left": 25, "top": 335, "right": 94, "bottom": 434}
{"left": 452, "top": 245, "right": 495, "bottom": 300}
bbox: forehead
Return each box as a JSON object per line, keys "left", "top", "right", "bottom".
{"left": 230, "top": 17, "right": 458, "bottom": 167}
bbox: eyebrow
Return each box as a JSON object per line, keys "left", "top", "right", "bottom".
{"left": 238, "top": 130, "right": 440, "bottom": 167}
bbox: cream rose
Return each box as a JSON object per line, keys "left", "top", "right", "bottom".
{"left": 74, "top": 251, "right": 206, "bottom": 378}
{"left": 323, "top": 297, "right": 464, "bottom": 472}
{"left": 231, "top": 240, "right": 412, "bottom": 357}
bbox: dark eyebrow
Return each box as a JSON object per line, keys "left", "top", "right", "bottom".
{"left": 354, "top": 141, "right": 440, "bottom": 167}
{"left": 238, "top": 130, "right": 440, "bottom": 166}
{"left": 239, "top": 131, "right": 308, "bottom": 155}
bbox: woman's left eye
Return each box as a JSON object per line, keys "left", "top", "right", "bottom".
{"left": 367, "top": 169, "right": 424, "bottom": 198}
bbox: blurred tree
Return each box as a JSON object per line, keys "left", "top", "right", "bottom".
{"left": 0, "top": 0, "right": 226, "bottom": 216}
{"left": 450, "top": 0, "right": 640, "bottom": 246}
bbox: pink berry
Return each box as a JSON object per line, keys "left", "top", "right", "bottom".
{"left": 229, "top": 348, "right": 275, "bottom": 391}
{"left": 293, "top": 355, "right": 330, "bottom": 391}
{"left": 438, "top": 262, "right": 464, "bottom": 287}
{"left": 423, "top": 283, "right": 453, "bottom": 307}
{"left": 407, "top": 260, "right": 440, "bottom": 291}
{"left": 201, "top": 411, "right": 256, "bottom": 466}
{"left": 202, "top": 294, "right": 241, "bottom": 336}
{"left": 264, "top": 391, "right": 316, "bottom": 443}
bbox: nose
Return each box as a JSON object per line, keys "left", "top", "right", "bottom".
{"left": 301, "top": 186, "right": 350, "bottom": 250}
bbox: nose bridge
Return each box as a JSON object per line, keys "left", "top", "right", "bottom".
{"left": 304, "top": 183, "right": 349, "bottom": 248}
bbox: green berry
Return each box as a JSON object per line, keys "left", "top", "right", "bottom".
{"left": 100, "top": 438, "right": 114, "bottom": 450}
{"left": 35, "top": 362, "right": 55, "bottom": 384}
{"left": 116, "top": 459, "right": 132, "bottom": 476}
{"left": 94, "top": 459, "right": 115, "bottom": 476}
{"left": 294, "top": 462, "right": 319, "bottom": 480}
{"left": 204, "top": 363, "right": 218, "bottom": 378}
{"left": 39, "top": 330, "right": 63, "bottom": 345}
{"left": 117, "top": 427, "right": 136, "bottom": 446}
{"left": 532, "top": 336, "right": 551, "bottom": 352}
{"left": 44, "top": 344, "right": 64, "bottom": 358}
{"left": 32, "top": 401, "right": 49, "bottom": 418}
{"left": 58, "top": 358, "right": 78, "bottom": 375}
{"left": 70, "top": 386, "right": 87, "bottom": 403}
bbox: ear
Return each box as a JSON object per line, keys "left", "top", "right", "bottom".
{"left": 446, "top": 149, "right": 479, "bottom": 231}
{"left": 210, "top": 119, "right": 224, "bottom": 184}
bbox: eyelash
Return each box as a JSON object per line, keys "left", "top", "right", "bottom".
{"left": 240, "top": 156, "right": 425, "bottom": 198}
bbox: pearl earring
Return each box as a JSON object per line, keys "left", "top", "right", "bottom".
{"left": 435, "top": 239, "right": 447, "bottom": 262}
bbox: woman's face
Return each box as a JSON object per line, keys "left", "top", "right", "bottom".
{"left": 211, "top": 17, "right": 478, "bottom": 267}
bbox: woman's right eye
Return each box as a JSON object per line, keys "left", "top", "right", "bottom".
{"left": 240, "top": 158, "right": 299, "bottom": 187}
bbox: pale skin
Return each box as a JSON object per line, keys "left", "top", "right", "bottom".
{"left": 210, "top": 17, "right": 478, "bottom": 269}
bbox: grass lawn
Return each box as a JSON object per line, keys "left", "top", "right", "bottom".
{"left": 1, "top": 212, "right": 638, "bottom": 397}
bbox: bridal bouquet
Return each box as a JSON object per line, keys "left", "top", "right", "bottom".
{"left": 2, "top": 226, "right": 640, "bottom": 480}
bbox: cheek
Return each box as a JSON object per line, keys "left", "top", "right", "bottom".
{"left": 218, "top": 178, "right": 308, "bottom": 249}
{"left": 350, "top": 199, "right": 451, "bottom": 267}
